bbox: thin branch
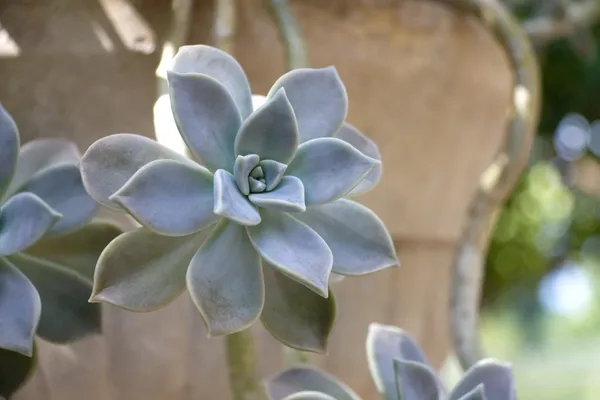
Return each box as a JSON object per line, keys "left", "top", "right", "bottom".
{"left": 433, "top": 0, "right": 541, "bottom": 370}
{"left": 266, "top": 0, "right": 308, "bottom": 69}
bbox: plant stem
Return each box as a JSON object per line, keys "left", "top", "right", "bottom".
{"left": 225, "top": 330, "right": 266, "bottom": 400}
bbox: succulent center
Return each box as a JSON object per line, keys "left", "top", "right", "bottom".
{"left": 247, "top": 165, "right": 266, "bottom": 193}
{"left": 233, "top": 154, "right": 288, "bottom": 197}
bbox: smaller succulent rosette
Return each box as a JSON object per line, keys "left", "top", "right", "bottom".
{"left": 80, "top": 45, "right": 397, "bottom": 351}
{"left": 0, "top": 104, "right": 119, "bottom": 397}
{"left": 266, "top": 323, "right": 517, "bottom": 400}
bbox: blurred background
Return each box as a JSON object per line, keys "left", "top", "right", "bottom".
{"left": 2, "top": 0, "right": 600, "bottom": 399}
{"left": 473, "top": 1, "right": 600, "bottom": 398}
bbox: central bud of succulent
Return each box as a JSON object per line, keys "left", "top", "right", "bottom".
{"left": 233, "top": 154, "right": 287, "bottom": 196}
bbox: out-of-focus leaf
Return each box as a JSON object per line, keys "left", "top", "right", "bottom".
{"left": 0, "top": 257, "right": 40, "bottom": 356}
{"left": 8, "top": 253, "right": 100, "bottom": 344}
{"left": 261, "top": 266, "right": 335, "bottom": 353}
{"left": 0, "top": 345, "right": 36, "bottom": 398}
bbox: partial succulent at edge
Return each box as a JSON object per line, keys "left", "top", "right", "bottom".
{"left": 79, "top": 44, "right": 398, "bottom": 351}
{"left": 266, "top": 323, "right": 517, "bottom": 400}
{"left": 0, "top": 104, "right": 121, "bottom": 397}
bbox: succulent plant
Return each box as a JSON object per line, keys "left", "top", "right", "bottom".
{"left": 266, "top": 323, "right": 517, "bottom": 400}
{"left": 0, "top": 104, "right": 121, "bottom": 397}
{"left": 79, "top": 44, "right": 398, "bottom": 351}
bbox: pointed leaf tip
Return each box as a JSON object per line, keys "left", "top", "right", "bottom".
{"left": 287, "top": 138, "right": 378, "bottom": 206}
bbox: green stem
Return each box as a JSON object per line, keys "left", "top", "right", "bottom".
{"left": 225, "top": 330, "right": 266, "bottom": 400}
{"left": 283, "top": 346, "right": 310, "bottom": 365}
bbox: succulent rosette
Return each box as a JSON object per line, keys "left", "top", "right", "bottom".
{"left": 266, "top": 323, "right": 517, "bottom": 400}
{"left": 0, "top": 104, "right": 119, "bottom": 397}
{"left": 80, "top": 45, "right": 397, "bottom": 351}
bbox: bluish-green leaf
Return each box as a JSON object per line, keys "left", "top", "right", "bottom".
{"left": 234, "top": 154, "right": 260, "bottom": 196}
{"left": 25, "top": 220, "right": 123, "bottom": 281}
{"left": 187, "top": 220, "right": 263, "bottom": 336}
{"left": 287, "top": 138, "right": 379, "bottom": 205}
{"left": 335, "top": 123, "right": 382, "bottom": 197}
{"left": 261, "top": 266, "right": 335, "bottom": 354}
{"left": 295, "top": 199, "right": 397, "bottom": 275}
{"left": 235, "top": 88, "right": 298, "bottom": 164}
{"left": 266, "top": 366, "right": 359, "bottom": 400}
{"left": 267, "top": 67, "right": 347, "bottom": 143}
{"left": 0, "top": 104, "right": 19, "bottom": 201}
{"left": 80, "top": 133, "right": 190, "bottom": 210}
{"left": 8, "top": 253, "right": 100, "bottom": 344}
{"left": 366, "top": 323, "right": 430, "bottom": 400}
{"left": 247, "top": 211, "right": 332, "bottom": 297}
{"left": 260, "top": 160, "right": 287, "bottom": 191}
{"left": 6, "top": 138, "right": 80, "bottom": 198}
{"left": 171, "top": 45, "right": 253, "bottom": 119}
{"left": 394, "top": 359, "right": 441, "bottom": 400}
{"left": 21, "top": 164, "right": 98, "bottom": 235}
{"left": 448, "top": 360, "right": 515, "bottom": 400}
{"left": 0, "top": 345, "right": 36, "bottom": 398}
{"left": 457, "top": 385, "right": 487, "bottom": 400}
{"left": 0, "top": 257, "right": 40, "bottom": 356}
{"left": 249, "top": 177, "right": 266, "bottom": 193}
{"left": 0, "top": 192, "right": 61, "bottom": 256}
{"left": 111, "top": 159, "right": 218, "bottom": 236}
{"left": 250, "top": 176, "right": 305, "bottom": 212}
{"left": 168, "top": 71, "right": 242, "bottom": 172}
{"left": 91, "top": 227, "right": 212, "bottom": 311}
{"left": 214, "top": 169, "right": 261, "bottom": 226}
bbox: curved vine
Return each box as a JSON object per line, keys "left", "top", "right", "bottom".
{"left": 436, "top": 0, "right": 541, "bottom": 370}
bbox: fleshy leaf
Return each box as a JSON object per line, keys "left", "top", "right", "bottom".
{"left": 20, "top": 164, "right": 98, "bottom": 235}
{"left": 394, "top": 359, "right": 441, "bottom": 400}
{"left": 247, "top": 211, "right": 332, "bottom": 297}
{"left": 171, "top": 45, "right": 253, "bottom": 119}
{"left": 168, "top": 71, "right": 242, "bottom": 172}
{"left": 266, "top": 366, "right": 359, "bottom": 400}
{"left": 267, "top": 67, "right": 347, "bottom": 143}
{"left": 261, "top": 266, "right": 335, "bottom": 353}
{"left": 187, "top": 220, "right": 263, "bottom": 336}
{"left": 8, "top": 253, "right": 100, "bottom": 344}
{"left": 25, "top": 221, "right": 123, "bottom": 281}
{"left": 0, "top": 104, "right": 19, "bottom": 201}
{"left": 111, "top": 159, "right": 218, "bottom": 236}
{"left": 287, "top": 138, "right": 379, "bottom": 205}
{"left": 295, "top": 199, "right": 397, "bottom": 275}
{"left": 6, "top": 138, "right": 80, "bottom": 198}
{"left": 235, "top": 88, "right": 298, "bottom": 164}
{"left": 234, "top": 154, "right": 260, "bottom": 195}
{"left": 91, "top": 227, "right": 212, "bottom": 311}
{"left": 250, "top": 166, "right": 264, "bottom": 179}
{"left": 366, "top": 323, "right": 430, "bottom": 399}
{"left": 0, "top": 192, "right": 61, "bottom": 256}
{"left": 457, "top": 385, "right": 487, "bottom": 400}
{"left": 249, "top": 176, "right": 306, "bottom": 212}
{"left": 0, "top": 345, "right": 36, "bottom": 398}
{"left": 214, "top": 169, "right": 261, "bottom": 226}
{"left": 335, "top": 123, "right": 383, "bottom": 196}
{"left": 0, "top": 257, "right": 40, "bottom": 356}
{"left": 260, "top": 160, "right": 287, "bottom": 191}
{"left": 249, "top": 177, "right": 267, "bottom": 193}
{"left": 282, "top": 392, "right": 337, "bottom": 400}
{"left": 448, "top": 360, "right": 516, "bottom": 400}
{"left": 80, "top": 133, "right": 190, "bottom": 210}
